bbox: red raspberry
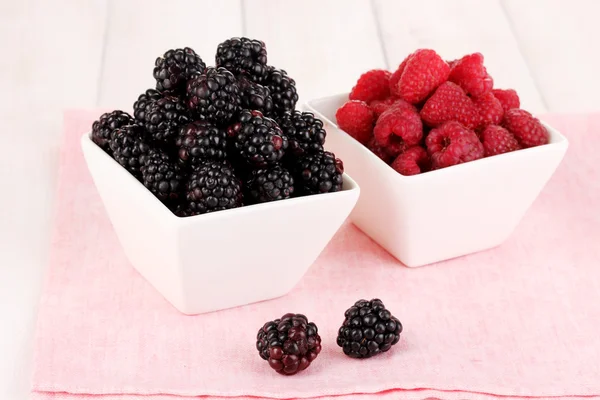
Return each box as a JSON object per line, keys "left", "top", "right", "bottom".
{"left": 492, "top": 89, "right": 520, "bottom": 112}
{"left": 426, "top": 121, "right": 484, "bottom": 169}
{"left": 448, "top": 53, "right": 493, "bottom": 97}
{"left": 420, "top": 82, "right": 481, "bottom": 130}
{"left": 369, "top": 97, "right": 410, "bottom": 118}
{"left": 367, "top": 137, "right": 394, "bottom": 164}
{"left": 481, "top": 125, "right": 521, "bottom": 156}
{"left": 349, "top": 69, "right": 392, "bottom": 103}
{"left": 473, "top": 92, "right": 504, "bottom": 128}
{"left": 388, "top": 56, "right": 411, "bottom": 97}
{"left": 391, "top": 146, "right": 430, "bottom": 176}
{"left": 374, "top": 102, "right": 423, "bottom": 157}
{"left": 390, "top": 49, "right": 450, "bottom": 104}
{"left": 503, "top": 109, "right": 549, "bottom": 148}
{"left": 335, "top": 100, "right": 375, "bottom": 145}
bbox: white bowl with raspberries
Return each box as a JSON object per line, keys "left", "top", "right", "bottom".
{"left": 82, "top": 39, "right": 360, "bottom": 315}
{"left": 306, "top": 49, "right": 568, "bottom": 267}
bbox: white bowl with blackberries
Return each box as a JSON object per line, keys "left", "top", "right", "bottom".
{"left": 81, "top": 38, "right": 360, "bottom": 315}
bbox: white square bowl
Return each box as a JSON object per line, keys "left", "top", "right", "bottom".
{"left": 81, "top": 132, "right": 359, "bottom": 315}
{"left": 305, "top": 93, "right": 569, "bottom": 267}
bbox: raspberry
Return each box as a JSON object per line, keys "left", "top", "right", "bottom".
{"left": 391, "top": 146, "right": 430, "bottom": 176}
{"left": 335, "top": 100, "right": 375, "bottom": 145}
{"left": 503, "top": 109, "right": 549, "bottom": 148}
{"left": 481, "top": 125, "right": 521, "bottom": 157}
{"left": 349, "top": 69, "right": 391, "bottom": 103}
{"left": 256, "top": 313, "right": 321, "bottom": 376}
{"left": 373, "top": 102, "right": 422, "bottom": 157}
{"left": 367, "top": 138, "right": 394, "bottom": 164}
{"left": 448, "top": 53, "right": 493, "bottom": 97}
{"left": 492, "top": 89, "right": 520, "bottom": 112}
{"left": 369, "top": 97, "right": 408, "bottom": 118}
{"left": 474, "top": 92, "right": 504, "bottom": 128}
{"left": 388, "top": 57, "right": 410, "bottom": 97}
{"left": 390, "top": 49, "right": 450, "bottom": 104}
{"left": 426, "top": 121, "right": 484, "bottom": 169}
{"left": 420, "top": 82, "right": 481, "bottom": 130}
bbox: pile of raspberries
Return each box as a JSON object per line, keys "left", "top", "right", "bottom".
{"left": 336, "top": 49, "right": 549, "bottom": 175}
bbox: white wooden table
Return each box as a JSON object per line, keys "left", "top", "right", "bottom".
{"left": 1, "top": 0, "right": 599, "bottom": 398}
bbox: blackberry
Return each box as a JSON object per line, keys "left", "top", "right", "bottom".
{"left": 141, "top": 150, "right": 184, "bottom": 204}
{"left": 143, "top": 95, "right": 190, "bottom": 144}
{"left": 278, "top": 111, "right": 326, "bottom": 158}
{"left": 256, "top": 313, "right": 321, "bottom": 376}
{"left": 109, "top": 125, "right": 151, "bottom": 177}
{"left": 227, "top": 110, "right": 288, "bottom": 167}
{"left": 336, "top": 299, "right": 402, "bottom": 359}
{"left": 176, "top": 121, "right": 227, "bottom": 167}
{"left": 266, "top": 67, "right": 299, "bottom": 116}
{"left": 215, "top": 37, "right": 268, "bottom": 83}
{"left": 133, "top": 89, "right": 162, "bottom": 123}
{"left": 246, "top": 164, "right": 294, "bottom": 204}
{"left": 292, "top": 151, "right": 344, "bottom": 195}
{"left": 238, "top": 76, "right": 274, "bottom": 117}
{"left": 153, "top": 47, "right": 206, "bottom": 94}
{"left": 91, "top": 110, "right": 134, "bottom": 152}
{"left": 186, "top": 67, "right": 241, "bottom": 126}
{"left": 184, "top": 160, "right": 243, "bottom": 215}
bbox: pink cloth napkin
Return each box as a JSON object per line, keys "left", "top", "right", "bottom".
{"left": 31, "top": 111, "right": 600, "bottom": 400}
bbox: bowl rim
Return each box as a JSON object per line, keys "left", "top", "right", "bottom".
{"left": 305, "top": 92, "right": 570, "bottom": 182}
{"left": 81, "top": 131, "right": 360, "bottom": 226}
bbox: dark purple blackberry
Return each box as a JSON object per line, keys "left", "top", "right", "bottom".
{"left": 256, "top": 313, "right": 321, "bottom": 376}
{"left": 227, "top": 110, "right": 288, "bottom": 167}
{"left": 336, "top": 299, "right": 402, "bottom": 359}
{"left": 186, "top": 67, "right": 241, "bottom": 126}
{"left": 266, "top": 67, "right": 299, "bottom": 116}
{"left": 278, "top": 111, "right": 326, "bottom": 158}
{"left": 143, "top": 95, "right": 190, "bottom": 144}
{"left": 238, "top": 76, "right": 274, "bottom": 117}
{"left": 176, "top": 121, "right": 227, "bottom": 166}
{"left": 133, "top": 89, "right": 162, "bottom": 123}
{"left": 292, "top": 151, "right": 344, "bottom": 195}
{"left": 91, "top": 110, "right": 134, "bottom": 152}
{"left": 153, "top": 47, "right": 206, "bottom": 94}
{"left": 246, "top": 164, "right": 294, "bottom": 204}
{"left": 184, "top": 160, "right": 243, "bottom": 215}
{"left": 215, "top": 37, "right": 268, "bottom": 83}
{"left": 141, "top": 150, "right": 184, "bottom": 204}
{"left": 109, "top": 125, "right": 151, "bottom": 177}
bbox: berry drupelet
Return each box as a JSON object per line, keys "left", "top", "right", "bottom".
{"left": 186, "top": 67, "right": 242, "bottom": 126}
{"left": 278, "top": 111, "right": 326, "bottom": 158}
{"left": 246, "top": 164, "right": 294, "bottom": 204}
{"left": 184, "top": 160, "right": 243, "bottom": 215}
{"left": 265, "top": 67, "right": 299, "bottom": 116}
{"left": 215, "top": 37, "right": 268, "bottom": 83}
{"left": 238, "top": 76, "right": 274, "bottom": 117}
{"left": 176, "top": 121, "right": 227, "bottom": 167}
{"left": 133, "top": 89, "right": 163, "bottom": 123}
{"left": 336, "top": 299, "right": 403, "bottom": 359}
{"left": 141, "top": 150, "right": 184, "bottom": 204}
{"left": 109, "top": 124, "right": 151, "bottom": 178}
{"left": 153, "top": 47, "right": 206, "bottom": 94}
{"left": 256, "top": 313, "right": 321, "bottom": 376}
{"left": 227, "top": 110, "right": 288, "bottom": 168}
{"left": 143, "top": 95, "right": 190, "bottom": 144}
{"left": 91, "top": 110, "right": 134, "bottom": 152}
{"left": 292, "top": 150, "right": 344, "bottom": 195}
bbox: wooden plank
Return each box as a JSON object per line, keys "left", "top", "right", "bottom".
{"left": 374, "top": 0, "right": 547, "bottom": 113}
{"left": 244, "top": 0, "right": 386, "bottom": 104}
{"left": 502, "top": 0, "right": 600, "bottom": 112}
{"left": 98, "top": 0, "right": 243, "bottom": 110}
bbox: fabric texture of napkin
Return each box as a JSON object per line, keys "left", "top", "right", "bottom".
{"left": 31, "top": 111, "right": 600, "bottom": 400}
